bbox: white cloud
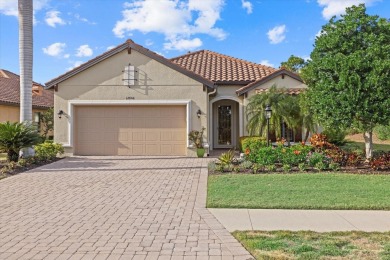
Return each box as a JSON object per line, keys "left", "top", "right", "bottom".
{"left": 267, "top": 25, "right": 287, "bottom": 44}
{"left": 113, "top": 0, "right": 226, "bottom": 51}
{"left": 42, "top": 42, "right": 68, "bottom": 58}
{"left": 0, "top": 0, "right": 49, "bottom": 18}
{"left": 76, "top": 45, "right": 93, "bottom": 57}
{"left": 241, "top": 0, "right": 253, "bottom": 14}
{"left": 317, "top": 0, "right": 380, "bottom": 20}
{"left": 260, "top": 60, "right": 274, "bottom": 67}
{"left": 67, "top": 61, "right": 83, "bottom": 71}
{"left": 74, "top": 13, "right": 96, "bottom": 25}
{"left": 106, "top": 45, "right": 116, "bottom": 51}
{"left": 145, "top": 39, "right": 154, "bottom": 46}
{"left": 164, "top": 38, "right": 202, "bottom": 51}
{"left": 45, "top": 10, "right": 66, "bottom": 27}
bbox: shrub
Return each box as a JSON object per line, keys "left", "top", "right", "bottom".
{"left": 346, "top": 152, "right": 363, "bottom": 167}
{"left": 314, "top": 161, "right": 328, "bottom": 171}
{"left": 277, "top": 144, "right": 311, "bottom": 166}
{"left": 218, "top": 150, "right": 235, "bottom": 166}
{"left": 34, "top": 141, "right": 64, "bottom": 161}
{"left": 188, "top": 127, "right": 205, "bottom": 148}
{"left": 322, "top": 128, "right": 347, "bottom": 145}
{"left": 254, "top": 147, "right": 278, "bottom": 165}
{"left": 282, "top": 164, "right": 292, "bottom": 172}
{"left": 369, "top": 152, "right": 390, "bottom": 170}
{"left": 329, "top": 162, "right": 340, "bottom": 171}
{"left": 298, "top": 163, "right": 307, "bottom": 172}
{"left": 374, "top": 124, "right": 390, "bottom": 141}
{"left": 265, "top": 164, "right": 277, "bottom": 172}
{"left": 0, "top": 121, "right": 41, "bottom": 162}
{"left": 240, "top": 160, "right": 253, "bottom": 169}
{"left": 241, "top": 137, "right": 267, "bottom": 161}
{"left": 308, "top": 152, "right": 329, "bottom": 167}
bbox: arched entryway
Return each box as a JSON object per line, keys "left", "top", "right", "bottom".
{"left": 212, "top": 99, "right": 240, "bottom": 149}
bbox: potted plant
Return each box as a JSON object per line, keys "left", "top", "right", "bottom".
{"left": 188, "top": 127, "right": 206, "bottom": 158}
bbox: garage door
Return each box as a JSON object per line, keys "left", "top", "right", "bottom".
{"left": 74, "top": 105, "right": 187, "bottom": 156}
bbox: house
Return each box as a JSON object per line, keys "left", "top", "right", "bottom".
{"left": 45, "top": 39, "right": 306, "bottom": 156}
{"left": 0, "top": 69, "right": 54, "bottom": 125}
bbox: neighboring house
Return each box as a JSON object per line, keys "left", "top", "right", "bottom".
{"left": 45, "top": 39, "right": 306, "bottom": 156}
{"left": 0, "top": 69, "right": 54, "bottom": 126}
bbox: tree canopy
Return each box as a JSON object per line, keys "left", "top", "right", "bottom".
{"left": 302, "top": 4, "right": 390, "bottom": 157}
{"left": 280, "top": 55, "right": 306, "bottom": 73}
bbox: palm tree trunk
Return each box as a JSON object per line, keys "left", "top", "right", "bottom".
{"left": 18, "top": 0, "right": 33, "bottom": 122}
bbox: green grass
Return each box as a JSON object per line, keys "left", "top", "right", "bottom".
{"left": 207, "top": 174, "right": 390, "bottom": 210}
{"left": 233, "top": 230, "right": 390, "bottom": 260}
{"left": 342, "top": 141, "right": 390, "bottom": 152}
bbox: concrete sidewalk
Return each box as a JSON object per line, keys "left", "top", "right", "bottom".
{"left": 209, "top": 209, "right": 390, "bottom": 232}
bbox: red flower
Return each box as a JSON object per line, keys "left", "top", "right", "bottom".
{"left": 245, "top": 148, "right": 250, "bottom": 155}
{"left": 294, "top": 150, "right": 301, "bottom": 155}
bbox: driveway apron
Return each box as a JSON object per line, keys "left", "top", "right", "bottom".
{"left": 0, "top": 157, "right": 253, "bottom": 260}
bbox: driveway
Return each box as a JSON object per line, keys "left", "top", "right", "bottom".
{"left": 0, "top": 157, "right": 253, "bottom": 260}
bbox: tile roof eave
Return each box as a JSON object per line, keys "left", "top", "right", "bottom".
{"left": 236, "top": 69, "right": 304, "bottom": 96}
{"left": 45, "top": 40, "right": 216, "bottom": 90}
{"left": 0, "top": 100, "right": 52, "bottom": 109}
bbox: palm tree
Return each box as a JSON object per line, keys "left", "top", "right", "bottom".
{"left": 246, "top": 86, "right": 300, "bottom": 142}
{"left": 299, "top": 92, "right": 317, "bottom": 142}
{"left": 18, "top": 0, "right": 33, "bottom": 122}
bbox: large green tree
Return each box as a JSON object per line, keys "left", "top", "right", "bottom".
{"left": 302, "top": 4, "right": 390, "bottom": 159}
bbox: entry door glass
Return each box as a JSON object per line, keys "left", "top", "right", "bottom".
{"left": 218, "top": 105, "right": 232, "bottom": 145}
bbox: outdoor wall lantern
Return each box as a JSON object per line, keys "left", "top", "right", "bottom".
{"left": 197, "top": 109, "right": 202, "bottom": 118}
{"left": 265, "top": 104, "right": 272, "bottom": 146}
{"left": 57, "top": 110, "right": 64, "bottom": 119}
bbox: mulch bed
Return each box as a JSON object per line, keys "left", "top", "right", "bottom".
{"left": 0, "top": 157, "right": 64, "bottom": 179}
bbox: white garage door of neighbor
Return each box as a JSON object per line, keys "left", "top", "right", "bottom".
{"left": 74, "top": 105, "right": 187, "bottom": 156}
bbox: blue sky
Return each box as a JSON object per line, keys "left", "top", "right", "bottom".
{"left": 0, "top": 0, "right": 389, "bottom": 85}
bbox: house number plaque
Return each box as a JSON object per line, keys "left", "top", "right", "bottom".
{"left": 126, "top": 96, "right": 135, "bottom": 100}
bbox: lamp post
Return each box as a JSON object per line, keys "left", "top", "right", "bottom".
{"left": 265, "top": 104, "right": 272, "bottom": 146}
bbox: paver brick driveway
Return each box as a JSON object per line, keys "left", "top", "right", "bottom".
{"left": 0, "top": 157, "right": 253, "bottom": 260}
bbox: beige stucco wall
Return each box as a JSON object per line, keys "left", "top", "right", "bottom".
{"left": 54, "top": 48, "right": 208, "bottom": 156}
{"left": 0, "top": 104, "right": 47, "bottom": 122}
{"left": 243, "top": 75, "right": 307, "bottom": 136}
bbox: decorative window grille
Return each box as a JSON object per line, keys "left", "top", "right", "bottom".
{"left": 123, "top": 64, "right": 137, "bottom": 87}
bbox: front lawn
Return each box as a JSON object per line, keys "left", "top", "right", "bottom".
{"left": 207, "top": 174, "right": 390, "bottom": 210}
{"left": 233, "top": 230, "right": 390, "bottom": 260}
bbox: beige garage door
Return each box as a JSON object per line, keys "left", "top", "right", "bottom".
{"left": 74, "top": 105, "right": 187, "bottom": 156}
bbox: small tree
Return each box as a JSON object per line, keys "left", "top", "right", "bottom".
{"left": 280, "top": 55, "right": 306, "bottom": 73}
{"left": 39, "top": 108, "right": 54, "bottom": 139}
{"left": 0, "top": 122, "right": 41, "bottom": 162}
{"left": 302, "top": 4, "right": 390, "bottom": 159}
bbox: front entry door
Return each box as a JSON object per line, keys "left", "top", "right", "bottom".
{"left": 214, "top": 101, "right": 237, "bottom": 149}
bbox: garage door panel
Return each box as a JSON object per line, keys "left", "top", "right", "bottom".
{"left": 145, "top": 132, "right": 159, "bottom": 141}
{"left": 75, "top": 105, "right": 186, "bottom": 156}
{"left": 145, "top": 144, "right": 160, "bottom": 155}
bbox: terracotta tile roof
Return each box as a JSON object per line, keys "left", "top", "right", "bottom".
{"left": 170, "top": 50, "right": 277, "bottom": 84}
{"left": 46, "top": 40, "right": 215, "bottom": 89}
{"left": 0, "top": 69, "right": 54, "bottom": 109}
{"left": 255, "top": 88, "right": 306, "bottom": 95}
{"left": 236, "top": 69, "right": 304, "bottom": 95}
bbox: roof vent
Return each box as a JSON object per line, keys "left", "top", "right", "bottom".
{"left": 123, "top": 63, "right": 137, "bottom": 87}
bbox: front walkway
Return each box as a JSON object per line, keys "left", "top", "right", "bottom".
{"left": 210, "top": 208, "right": 390, "bottom": 232}
{"left": 0, "top": 157, "right": 253, "bottom": 260}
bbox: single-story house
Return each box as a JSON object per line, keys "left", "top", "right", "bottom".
{"left": 0, "top": 69, "right": 54, "bottom": 125}
{"left": 45, "top": 39, "right": 306, "bottom": 156}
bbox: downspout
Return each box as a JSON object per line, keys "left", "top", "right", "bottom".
{"left": 207, "top": 86, "right": 217, "bottom": 154}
